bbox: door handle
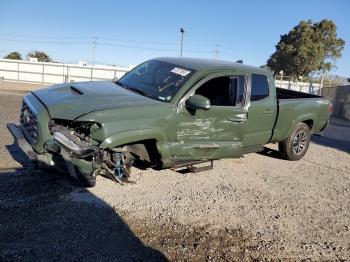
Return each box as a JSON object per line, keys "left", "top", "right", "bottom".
{"left": 228, "top": 113, "right": 247, "bottom": 123}
{"left": 227, "top": 118, "right": 245, "bottom": 123}
{"left": 263, "top": 109, "right": 273, "bottom": 114}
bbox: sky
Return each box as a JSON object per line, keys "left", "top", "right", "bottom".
{"left": 0, "top": 0, "right": 349, "bottom": 76}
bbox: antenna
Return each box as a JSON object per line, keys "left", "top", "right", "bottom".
{"left": 214, "top": 44, "right": 219, "bottom": 59}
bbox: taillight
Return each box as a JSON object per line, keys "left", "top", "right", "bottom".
{"left": 328, "top": 103, "right": 333, "bottom": 113}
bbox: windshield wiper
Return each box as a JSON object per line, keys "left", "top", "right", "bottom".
{"left": 115, "top": 81, "right": 124, "bottom": 87}
{"left": 125, "top": 87, "right": 157, "bottom": 100}
{"left": 126, "top": 87, "right": 146, "bottom": 96}
{"left": 118, "top": 82, "right": 154, "bottom": 98}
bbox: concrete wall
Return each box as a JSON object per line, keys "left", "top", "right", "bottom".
{"left": 322, "top": 85, "right": 350, "bottom": 120}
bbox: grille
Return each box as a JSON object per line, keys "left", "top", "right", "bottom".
{"left": 20, "top": 100, "right": 39, "bottom": 144}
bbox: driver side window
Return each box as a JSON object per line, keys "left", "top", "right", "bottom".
{"left": 195, "top": 76, "right": 245, "bottom": 107}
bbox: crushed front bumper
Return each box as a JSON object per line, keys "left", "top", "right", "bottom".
{"left": 7, "top": 123, "right": 97, "bottom": 187}
{"left": 7, "top": 123, "right": 44, "bottom": 162}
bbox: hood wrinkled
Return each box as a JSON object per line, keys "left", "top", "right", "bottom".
{"left": 33, "top": 81, "right": 160, "bottom": 120}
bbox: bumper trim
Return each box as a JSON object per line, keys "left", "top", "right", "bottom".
{"left": 7, "top": 123, "right": 38, "bottom": 161}
{"left": 53, "top": 132, "right": 98, "bottom": 158}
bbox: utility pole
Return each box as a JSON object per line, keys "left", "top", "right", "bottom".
{"left": 280, "top": 70, "right": 284, "bottom": 81}
{"left": 320, "top": 71, "right": 324, "bottom": 95}
{"left": 180, "top": 28, "right": 185, "bottom": 57}
{"left": 214, "top": 44, "right": 219, "bottom": 59}
{"left": 92, "top": 36, "right": 98, "bottom": 65}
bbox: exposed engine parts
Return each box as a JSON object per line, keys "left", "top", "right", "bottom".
{"left": 98, "top": 147, "right": 133, "bottom": 184}
{"left": 49, "top": 120, "right": 95, "bottom": 148}
{"left": 48, "top": 120, "right": 134, "bottom": 184}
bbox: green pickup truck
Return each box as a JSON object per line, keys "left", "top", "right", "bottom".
{"left": 8, "top": 57, "right": 331, "bottom": 186}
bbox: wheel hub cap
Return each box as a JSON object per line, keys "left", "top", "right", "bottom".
{"left": 293, "top": 130, "right": 307, "bottom": 155}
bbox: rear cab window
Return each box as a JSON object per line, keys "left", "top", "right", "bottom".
{"left": 251, "top": 74, "right": 269, "bottom": 101}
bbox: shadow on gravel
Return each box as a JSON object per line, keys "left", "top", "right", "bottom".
{"left": 6, "top": 144, "right": 31, "bottom": 166}
{"left": 258, "top": 147, "right": 284, "bottom": 160}
{"left": 311, "top": 135, "right": 350, "bottom": 154}
{"left": 311, "top": 118, "right": 350, "bottom": 154}
{"left": 259, "top": 134, "right": 350, "bottom": 159}
{"left": 0, "top": 146, "right": 167, "bottom": 261}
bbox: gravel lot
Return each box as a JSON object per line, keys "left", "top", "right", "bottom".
{"left": 0, "top": 82, "right": 349, "bottom": 261}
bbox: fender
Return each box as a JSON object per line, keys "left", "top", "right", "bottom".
{"left": 287, "top": 112, "right": 316, "bottom": 136}
{"left": 99, "top": 128, "right": 167, "bottom": 149}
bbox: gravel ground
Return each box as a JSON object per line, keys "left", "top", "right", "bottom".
{"left": 0, "top": 83, "right": 349, "bottom": 261}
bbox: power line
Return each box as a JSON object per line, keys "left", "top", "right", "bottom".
{"left": 92, "top": 36, "right": 98, "bottom": 64}
{"left": 0, "top": 33, "right": 90, "bottom": 40}
{"left": 97, "top": 36, "right": 178, "bottom": 46}
{"left": 0, "top": 33, "right": 219, "bottom": 47}
{"left": 0, "top": 36, "right": 232, "bottom": 56}
{"left": 98, "top": 37, "right": 217, "bottom": 47}
{"left": 0, "top": 37, "right": 90, "bottom": 45}
{"left": 98, "top": 41, "right": 215, "bottom": 53}
{"left": 98, "top": 42, "right": 177, "bottom": 52}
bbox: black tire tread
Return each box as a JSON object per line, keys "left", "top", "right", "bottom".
{"left": 279, "top": 122, "right": 310, "bottom": 161}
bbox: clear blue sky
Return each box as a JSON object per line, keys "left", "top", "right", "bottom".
{"left": 0, "top": 0, "right": 349, "bottom": 76}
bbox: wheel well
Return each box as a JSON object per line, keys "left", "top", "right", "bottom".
{"left": 126, "top": 139, "right": 161, "bottom": 165}
{"left": 302, "top": 120, "right": 313, "bottom": 129}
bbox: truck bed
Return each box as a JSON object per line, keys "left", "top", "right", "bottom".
{"left": 276, "top": 88, "right": 321, "bottom": 99}
{"left": 271, "top": 89, "right": 330, "bottom": 143}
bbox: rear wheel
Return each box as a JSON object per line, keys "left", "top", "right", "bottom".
{"left": 279, "top": 122, "right": 310, "bottom": 161}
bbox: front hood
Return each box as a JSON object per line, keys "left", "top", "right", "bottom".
{"left": 33, "top": 81, "right": 160, "bottom": 120}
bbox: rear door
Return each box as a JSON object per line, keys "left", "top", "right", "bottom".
{"left": 242, "top": 74, "right": 277, "bottom": 147}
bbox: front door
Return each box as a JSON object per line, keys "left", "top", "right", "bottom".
{"left": 170, "top": 74, "right": 248, "bottom": 163}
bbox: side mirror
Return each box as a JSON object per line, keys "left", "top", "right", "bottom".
{"left": 185, "top": 94, "right": 210, "bottom": 110}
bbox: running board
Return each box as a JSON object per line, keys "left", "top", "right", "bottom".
{"left": 171, "top": 160, "right": 214, "bottom": 173}
{"left": 242, "top": 145, "right": 264, "bottom": 154}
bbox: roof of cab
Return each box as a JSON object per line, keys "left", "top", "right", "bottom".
{"left": 154, "top": 57, "right": 270, "bottom": 75}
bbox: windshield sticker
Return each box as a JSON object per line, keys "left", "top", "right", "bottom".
{"left": 171, "top": 67, "right": 191, "bottom": 77}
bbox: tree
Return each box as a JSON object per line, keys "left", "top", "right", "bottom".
{"left": 27, "top": 50, "right": 52, "bottom": 62}
{"left": 267, "top": 19, "right": 345, "bottom": 80}
{"left": 4, "top": 52, "right": 22, "bottom": 60}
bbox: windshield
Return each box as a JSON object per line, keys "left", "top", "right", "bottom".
{"left": 117, "top": 60, "right": 195, "bottom": 102}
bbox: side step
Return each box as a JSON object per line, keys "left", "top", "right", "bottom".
{"left": 171, "top": 160, "right": 214, "bottom": 173}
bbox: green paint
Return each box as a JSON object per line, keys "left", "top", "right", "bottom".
{"left": 17, "top": 57, "right": 331, "bottom": 174}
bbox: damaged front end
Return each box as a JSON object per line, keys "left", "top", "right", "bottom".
{"left": 48, "top": 120, "right": 100, "bottom": 158}
{"left": 46, "top": 120, "right": 133, "bottom": 186}
{"left": 8, "top": 114, "right": 132, "bottom": 187}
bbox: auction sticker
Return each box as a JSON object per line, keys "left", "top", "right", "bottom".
{"left": 171, "top": 67, "right": 191, "bottom": 77}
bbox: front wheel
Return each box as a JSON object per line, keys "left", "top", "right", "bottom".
{"left": 279, "top": 122, "right": 310, "bottom": 161}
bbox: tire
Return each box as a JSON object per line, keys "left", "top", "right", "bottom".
{"left": 279, "top": 122, "right": 310, "bottom": 161}
{"left": 75, "top": 170, "right": 97, "bottom": 187}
